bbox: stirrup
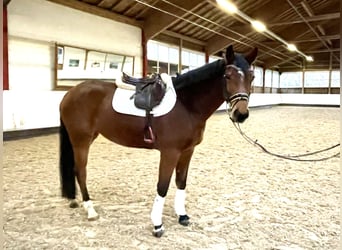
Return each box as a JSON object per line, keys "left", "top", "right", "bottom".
{"left": 144, "top": 126, "right": 155, "bottom": 143}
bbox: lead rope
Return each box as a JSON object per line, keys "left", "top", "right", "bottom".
{"left": 226, "top": 108, "right": 340, "bottom": 162}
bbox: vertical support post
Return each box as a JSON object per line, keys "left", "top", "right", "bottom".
{"left": 141, "top": 30, "right": 147, "bottom": 77}
{"left": 302, "top": 59, "right": 305, "bottom": 94}
{"left": 205, "top": 50, "right": 209, "bottom": 64}
{"left": 53, "top": 43, "right": 58, "bottom": 90}
{"left": 262, "top": 67, "right": 265, "bottom": 93}
{"left": 3, "top": 4, "right": 9, "bottom": 90}
{"left": 270, "top": 70, "right": 273, "bottom": 93}
{"left": 178, "top": 38, "right": 182, "bottom": 73}
{"left": 328, "top": 51, "right": 332, "bottom": 94}
{"left": 277, "top": 70, "right": 280, "bottom": 93}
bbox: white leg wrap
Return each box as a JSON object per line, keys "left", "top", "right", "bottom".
{"left": 174, "top": 189, "right": 186, "bottom": 216}
{"left": 83, "top": 200, "right": 99, "bottom": 220}
{"left": 150, "top": 195, "right": 165, "bottom": 226}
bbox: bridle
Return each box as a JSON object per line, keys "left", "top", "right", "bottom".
{"left": 223, "top": 65, "right": 339, "bottom": 162}
{"left": 223, "top": 64, "right": 250, "bottom": 109}
{"left": 228, "top": 92, "right": 249, "bottom": 109}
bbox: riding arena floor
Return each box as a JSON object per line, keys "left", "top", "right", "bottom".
{"left": 3, "top": 106, "right": 340, "bottom": 249}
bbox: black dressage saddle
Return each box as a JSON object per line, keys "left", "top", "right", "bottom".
{"left": 122, "top": 72, "right": 166, "bottom": 111}
{"left": 122, "top": 72, "right": 167, "bottom": 143}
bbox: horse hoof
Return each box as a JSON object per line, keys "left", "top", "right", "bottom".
{"left": 152, "top": 225, "right": 165, "bottom": 237}
{"left": 87, "top": 210, "right": 99, "bottom": 221}
{"left": 87, "top": 214, "right": 99, "bottom": 221}
{"left": 178, "top": 215, "right": 190, "bottom": 226}
{"left": 69, "top": 200, "right": 79, "bottom": 208}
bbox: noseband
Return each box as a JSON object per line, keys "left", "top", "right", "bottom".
{"left": 223, "top": 64, "right": 249, "bottom": 108}
{"left": 228, "top": 92, "right": 249, "bottom": 106}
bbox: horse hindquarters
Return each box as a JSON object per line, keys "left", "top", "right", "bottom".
{"left": 59, "top": 119, "right": 76, "bottom": 202}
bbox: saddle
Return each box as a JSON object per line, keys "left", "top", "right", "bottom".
{"left": 122, "top": 72, "right": 167, "bottom": 143}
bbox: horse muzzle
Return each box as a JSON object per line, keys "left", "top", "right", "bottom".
{"left": 227, "top": 93, "right": 249, "bottom": 123}
{"left": 229, "top": 105, "right": 249, "bottom": 123}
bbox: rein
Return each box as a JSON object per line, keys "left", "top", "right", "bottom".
{"left": 226, "top": 108, "right": 340, "bottom": 162}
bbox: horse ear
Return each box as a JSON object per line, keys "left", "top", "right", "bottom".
{"left": 225, "top": 45, "right": 235, "bottom": 64}
{"left": 245, "top": 47, "right": 258, "bottom": 64}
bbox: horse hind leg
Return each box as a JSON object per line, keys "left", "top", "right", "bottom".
{"left": 59, "top": 119, "right": 78, "bottom": 208}
{"left": 73, "top": 142, "right": 99, "bottom": 221}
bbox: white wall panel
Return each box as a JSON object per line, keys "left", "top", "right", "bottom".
{"left": 8, "top": 0, "right": 142, "bottom": 59}
{"left": 5, "top": 0, "right": 142, "bottom": 131}
{"left": 8, "top": 38, "right": 55, "bottom": 90}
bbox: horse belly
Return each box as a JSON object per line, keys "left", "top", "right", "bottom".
{"left": 97, "top": 111, "right": 152, "bottom": 149}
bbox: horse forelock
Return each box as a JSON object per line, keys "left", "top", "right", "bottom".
{"left": 233, "top": 53, "right": 251, "bottom": 74}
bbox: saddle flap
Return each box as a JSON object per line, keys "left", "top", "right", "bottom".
{"left": 132, "top": 75, "right": 167, "bottom": 111}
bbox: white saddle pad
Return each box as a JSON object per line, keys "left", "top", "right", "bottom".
{"left": 112, "top": 73, "right": 177, "bottom": 117}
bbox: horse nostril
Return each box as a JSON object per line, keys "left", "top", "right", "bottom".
{"left": 234, "top": 110, "right": 249, "bottom": 123}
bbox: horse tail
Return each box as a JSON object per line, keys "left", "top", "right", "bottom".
{"left": 59, "top": 118, "right": 76, "bottom": 199}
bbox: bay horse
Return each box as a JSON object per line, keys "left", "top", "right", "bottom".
{"left": 59, "top": 45, "right": 257, "bottom": 237}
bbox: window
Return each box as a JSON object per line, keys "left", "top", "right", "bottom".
{"left": 209, "top": 56, "right": 221, "bottom": 63}
{"left": 280, "top": 72, "right": 302, "bottom": 88}
{"left": 181, "top": 49, "right": 205, "bottom": 73}
{"left": 272, "top": 71, "right": 280, "bottom": 88}
{"left": 147, "top": 40, "right": 208, "bottom": 76}
{"left": 147, "top": 41, "right": 179, "bottom": 75}
{"left": 331, "top": 70, "right": 340, "bottom": 88}
{"left": 304, "top": 71, "right": 329, "bottom": 87}
{"left": 147, "top": 41, "right": 179, "bottom": 76}
{"left": 264, "top": 69, "right": 272, "bottom": 87}
{"left": 253, "top": 66, "right": 263, "bottom": 87}
{"left": 147, "top": 60, "right": 158, "bottom": 76}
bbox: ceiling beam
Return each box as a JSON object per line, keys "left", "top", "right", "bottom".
{"left": 143, "top": 0, "right": 203, "bottom": 40}
{"left": 257, "top": 22, "right": 310, "bottom": 61}
{"left": 306, "top": 48, "right": 340, "bottom": 53}
{"left": 300, "top": 0, "right": 332, "bottom": 47}
{"left": 289, "top": 0, "right": 339, "bottom": 63}
{"left": 269, "top": 12, "right": 340, "bottom": 26}
{"left": 263, "top": 38, "right": 338, "bottom": 69}
{"left": 242, "top": 0, "right": 302, "bottom": 22}
{"left": 97, "top": 0, "right": 117, "bottom": 9}
{"left": 46, "top": 0, "right": 143, "bottom": 27}
{"left": 290, "top": 34, "right": 340, "bottom": 43}
{"left": 205, "top": 25, "right": 253, "bottom": 55}
{"left": 162, "top": 30, "right": 206, "bottom": 46}
{"left": 271, "top": 55, "right": 303, "bottom": 69}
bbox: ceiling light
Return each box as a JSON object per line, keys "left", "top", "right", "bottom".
{"left": 287, "top": 44, "right": 297, "bottom": 51}
{"left": 306, "top": 56, "right": 314, "bottom": 62}
{"left": 216, "top": 1, "right": 312, "bottom": 61}
{"left": 216, "top": 0, "right": 238, "bottom": 14}
{"left": 251, "top": 20, "right": 266, "bottom": 32}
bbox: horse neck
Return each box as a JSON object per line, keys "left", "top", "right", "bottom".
{"left": 177, "top": 77, "right": 225, "bottom": 121}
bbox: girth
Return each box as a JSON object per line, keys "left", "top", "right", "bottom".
{"left": 122, "top": 72, "right": 167, "bottom": 144}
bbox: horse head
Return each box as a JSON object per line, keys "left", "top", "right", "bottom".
{"left": 223, "top": 45, "right": 258, "bottom": 123}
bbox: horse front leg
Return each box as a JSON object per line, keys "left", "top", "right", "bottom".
{"left": 151, "top": 149, "right": 180, "bottom": 237}
{"left": 174, "top": 148, "right": 194, "bottom": 226}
